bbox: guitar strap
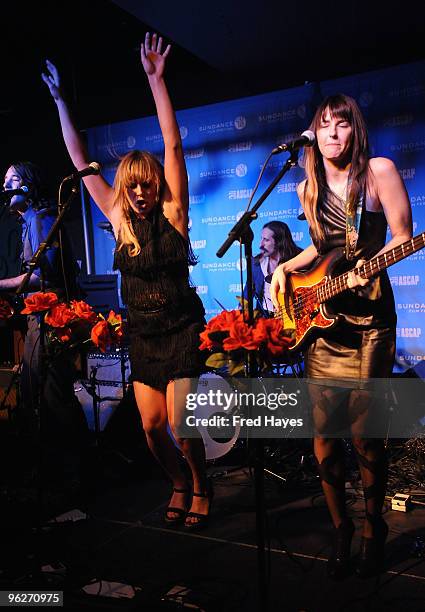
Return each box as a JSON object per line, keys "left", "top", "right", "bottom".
{"left": 345, "top": 190, "right": 364, "bottom": 261}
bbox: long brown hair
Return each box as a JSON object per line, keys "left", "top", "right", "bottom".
{"left": 113, "top": 150, "right": 164, "bottom": 256}
{"left": 255, "top": 220, "right": 302, "bottom": 263}
{"left": 302, "top": 94, "right": 369, "bottom": 241}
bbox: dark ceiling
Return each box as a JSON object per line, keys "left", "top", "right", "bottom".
{"left": 1, "top": 0, "right": 424, "bottom": 186}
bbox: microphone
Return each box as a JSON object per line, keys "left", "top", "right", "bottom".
{"left": 271, "top": 130, "right": 315, "bottom": 155}
{"left": 64, "top": 162, "right": 101, "bottom": 182}
{"left": 0, "top": 186, "right": 30, "bottom": 202}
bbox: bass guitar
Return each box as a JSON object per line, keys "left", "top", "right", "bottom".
{"left": 276, "top": 232, "right": 425, "bottom": 352}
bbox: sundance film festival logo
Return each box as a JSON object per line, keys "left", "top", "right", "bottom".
{"left": 234, "top": 116, "right": 247, "bottom": 130}
{"left": 198, "top": 116, "right": 246, "bottom": 134}
{"left": 127, "top": 136, "right": 136, "bottom": 148}
{"left": 397, "top": 303, "right": 425, "bottom": 313}
{"left": 391, "top": 141, "right": 425, "bottom": 153}
{"left": 179, "top": 126, "right": 188, "bottom": 139}
{"left": 411, "top": 195, "right": 425, "bottom": 207}
{"left": 235, "top": 163, "right": 248, "bottom": 177}
{"left": 389, "top": 85, "right": 425, "bottom": 98}
{"left": 202, "top": 260, "right": 246, "bottom": 273}
{"left": 258, "top": 208, "right": 300, "bottom": 220}
{"left": 145, "top": 133, "right": 163, "bottom": 143}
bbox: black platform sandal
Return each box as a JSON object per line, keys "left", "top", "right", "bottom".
{"left": 164, "top": 487, "right": 190, "bottom": 524}
{"left": 355, "top": 514, "right": 388, "bottom": 578}
{"left": 184, "top": 483, "right": 213, "bottom": 531}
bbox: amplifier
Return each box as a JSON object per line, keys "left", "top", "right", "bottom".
{"left": 74, "top": 351, "right": 131, "bottom": 431}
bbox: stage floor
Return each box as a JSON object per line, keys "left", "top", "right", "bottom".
{"left": 1, "top": 434, "right": 425, "bottom": 612}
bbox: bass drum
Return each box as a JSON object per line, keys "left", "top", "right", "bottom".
{"left": 193, "top": 372, "right": 241, "bottom": 461}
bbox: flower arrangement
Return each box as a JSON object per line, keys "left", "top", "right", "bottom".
{"left": 21, "top": 291, "right": 123, "bottom": 353}
{"left": 199, "top": 308, "right": 294, "bottom": 376}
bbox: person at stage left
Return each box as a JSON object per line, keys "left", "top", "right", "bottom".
{"left": 243, "top": 220, "right": 301, "bottom": 314}
{"left": 0, "top": 161, "right": 88, "bottom": 483}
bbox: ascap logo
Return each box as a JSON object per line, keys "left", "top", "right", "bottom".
{"left": 191, "top": 239, "right": 207, "bottom": 249}
{"left": 383, "top": 114, "right": 414, "bottom": 127}
{"left": 234, "top": 116, "right": 247, "bottom": 130}
{"left": 277, "top": 182, "right": 299, "bottom": 194}
{"left": 397, "top": 303, "right": 425, "bottom": 313}
{"left": 196, "top": 285, "right": 208, "bottom": 295}
{"left": 258, "top": 110, "right": 297, "bottom": 123}
{"left": 228, "top": 188, "right": 253, "bottom": 200}
{"left": 228, "top": 141, "right": 252, "bottom": 152}
{"left": 235, "top": 163, "right": 248, "bottom": 177}
{"left": 389, "top": 85, "right": 425, "bottom": 98}
{"left": 206, "top": 308, "right": 221, "bottom": 317}
{"left": 258, "top": 208, "right": 300, "bottom": 219}
{"left": 179, "top": 126, "right": 188, "bottom": 139}
{"left": 292, "top": 232, "right": 304, "bottom": 242}
{"left": 399, "top": 168, "right": 416, "bottom": 180}
{"left": 185, "top": 148, "right": 205, "bottom": 159}
{"left": 127, "top": 136, "right": 136, "bottom": 148}
{"left": 390, "top": 275, "right": 420, "bottom": 286}
{"left": 236, "top": 259, "right": 247, "bottom": 272}
{"left": 411, "top": 195, "right": 425, "bottom": 206}
{"left": 229, "top": 283, "right": 243, "bottom": 293}
{"left": 391, "top": 141, "right": 425, "bottom": 153}
{"left": 189, "top": 194, "right": 206, "bottom": 205}
{"left": 396, "top": 327, "right": 422, "bottom": 338}
{"left": 359, "top": 92, "right": 374, "bottom": 107}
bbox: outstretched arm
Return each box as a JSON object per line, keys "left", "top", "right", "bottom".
{"left": 42, "top": 60, "right": 115, "bottom": 222}
{"left": 141, "top": 33, "right": 189, "bottom": 236}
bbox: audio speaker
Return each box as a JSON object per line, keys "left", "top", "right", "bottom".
{"left": 74, "top": 351, "right": 130, "bottom": 431}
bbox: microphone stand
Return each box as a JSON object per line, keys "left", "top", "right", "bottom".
{"left": 216, "top": 150, "right": 300, "bottom": 612}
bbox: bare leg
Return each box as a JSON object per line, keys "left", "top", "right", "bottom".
{"left": 167, "top": 379, "right": 209, "bottom": 523}
{"left": 133, "top": 381, "right": 189, "bottom": 519}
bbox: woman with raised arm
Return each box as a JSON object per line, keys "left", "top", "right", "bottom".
{"left": 42, "top": 32, "right": 211, "bottom": 530}
{"left": 271, "top": 94, "right": 412, "bottom": 579}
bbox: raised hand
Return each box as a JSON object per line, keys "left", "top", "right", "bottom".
{"left": 140, "top": 32, "right": 171, "bottom": 79}
{"left": 41, "top": 59, "right": 63, "bottom": 101}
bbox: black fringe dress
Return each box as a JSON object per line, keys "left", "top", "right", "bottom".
{"left": 113, "top": 207, "right": 206, "bottom": 391}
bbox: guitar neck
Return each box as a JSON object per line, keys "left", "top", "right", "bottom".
{"left": 318, "top": 232, "right": 425, "bottom": 303}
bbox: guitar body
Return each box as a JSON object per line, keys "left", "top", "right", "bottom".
{"left": 277, "top": 247, "right": 346, "bottom": 352}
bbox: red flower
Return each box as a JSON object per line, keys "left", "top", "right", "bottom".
{"left": 251, "top": 317, "right": 269, "bottom": 345}
{"left": 45, "top": 303, "right": 77, "bottom": 328}
{"left": 71, "top": 300, "right": 98, "bottom": 323}
{"left": 21, "top": 292, "right": 59, "bottom": 314}
{"left": 199, "top": 309, "right": 244, "bottom": 350}
{"left": 262, "top": 318, "right": 293, "bottom": 356}
{"left": 91, "top": 320, "right": 112, "bottom": 353}
{"left": 223, "top": 320, "right": 260, "bottom": 351}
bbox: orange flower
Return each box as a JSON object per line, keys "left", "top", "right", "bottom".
{"left": 55, "top": 327, "right": 72, "bottom": 343}
{"left": 45, "top": 303, "right": 77, "bottom": 328}
{"left": 71, "top": 300, "right": 98, "bottom": 323}
{"left": 251, "top": 317, "right": 269, "bottom": 345}
{"left": 90, "top": 319, "right": 112, "bottom": 353}
{"left": 21, "top": 291, "right": 59, "bottom": 314}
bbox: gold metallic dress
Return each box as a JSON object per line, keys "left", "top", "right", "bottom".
{"left": 305, "top": 192, "right": 396, "bottom": 385}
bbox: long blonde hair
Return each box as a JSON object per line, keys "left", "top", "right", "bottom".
{"left": 113, "top": 150, "right": 164, "bottom": 256}
{"left": 302, "top": 94, "right": 369, "bottom": 241}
